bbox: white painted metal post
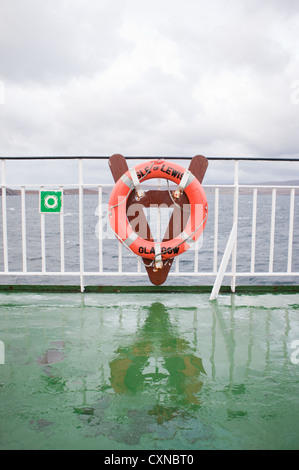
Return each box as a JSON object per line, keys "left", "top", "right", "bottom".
{"left": 269, "top": 188, "right": 276, "bottom": 273}
{"left": 175, "top": 256, "right": 180, "bottom": 274}
{"left": 1, "top": 160, "right": 8, "bottom": 272}
{"left": 194, "top": 239, "right": 199, "bottom": 274}
{"left": 157, "top": 178, "right": 161, "bottom": 243}
{"left": 40, "top": 185, "right": 46, "bottom": 273}
{"left": 78, "top": 159, "right": 85, "bottom": 292}
{"left": 41, "top": 213, "right": 46, "bottom": 273}
{"left": 157, "top": 206, "right": 161, "bottom": 242}
{"left": 21, "top": 186, "right": 27, "bottom": 273}
{"left": 210, "top": 222, "right": 238, "bottom": 301}
{"left": 287, "top": 188, "right": 295, "bottom": 273}
{"left": 137, "top": 258, "right": 142, "bottom": 273}
{"left": 231, "top": 161, "right": 239, "bottom": 292}
{"left": 250, "top": 187, "right": 257, "bottom": 274}
{"left": 213, "top": 187, "right": 219, "bottom": 273}
{"left": 118, "top": 242, "right": 122, "bottom": 273}
{"left": 98, "top": 186, "right": 103, "bottom": 273}
{"left": 60, "top": 185, "right": 65, "bottom": 273}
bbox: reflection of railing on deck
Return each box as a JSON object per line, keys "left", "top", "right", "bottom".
{"left": 0, "top": 156, "right": 299, "bottom": 297}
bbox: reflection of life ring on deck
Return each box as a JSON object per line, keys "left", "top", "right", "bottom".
{"left": 108, "top": 160, "right": 208, "bottom": 265}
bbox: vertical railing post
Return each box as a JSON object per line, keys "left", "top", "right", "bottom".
{"left": 250, "top": 187, "right": 258, "bottom": 274}
{"left": 210, "top": 222, "right": 237, "bottom": 300}
{"left": 157, "top": 205, "right": 161, "bottom": 242}
{"left": 1, "top": 160, "right": 8, "bottom": 272}
{"left": 98, "top": 186, "right": 103, "bottom": 273}
{"left": 269, "top": 188, "right": 276, "bottom": 274}
{"left": 40, "top": 185, "right": 46, "bottom": 273}
{"left": 118, "top": 243, "right": 122, "bottom": 273}
{"left": 78, "top": 159, "right": 85, "bottom": 292}
{"left": 287, "top": 188, "right": 295, "bottom": 273}
{"left": 194, "top": 239, "right": 199, "bottom": 274}
{"left": 21, "top": 185, "right": 27, "bottom": 273}
{"left": 231, "top": 160, "right": 239, "bottom": 292}
{"left": 60, "top": 185, "right": 65, "bottom": 273}
{"left": 137, "top": 257, "right": 142, "bottom": 273}
{"left": 213, "top": 187, "right": 219, "bottom": 274}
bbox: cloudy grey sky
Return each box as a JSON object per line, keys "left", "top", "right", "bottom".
{"left": 1, "top": 0, "right": 299, "bottom": 184}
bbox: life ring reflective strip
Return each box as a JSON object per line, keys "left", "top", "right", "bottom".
{"left": 108, "top": 160, "right": 208, "bottom": 260}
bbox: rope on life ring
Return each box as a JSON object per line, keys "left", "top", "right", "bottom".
{"left": 108, "top": 159, "right": 208, "bottom": 270}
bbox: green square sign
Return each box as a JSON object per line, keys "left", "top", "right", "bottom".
{"left": 40, "top": 190, "right": 63, "bottom": 213}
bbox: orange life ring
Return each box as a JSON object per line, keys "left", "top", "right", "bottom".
{"left": 108, "top": 160, "right": 208, "bottom": 261}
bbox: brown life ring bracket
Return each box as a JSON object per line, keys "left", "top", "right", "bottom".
{"left": 108, "top": 154, "right": 208, "bottom": 285}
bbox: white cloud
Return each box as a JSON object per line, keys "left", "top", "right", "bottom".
{"left": 0, "top": 0, "right": 299, "bottom": 184}
{"left": 0, "top": 0, "right": 127, "bottom": 84}
{"left": 0, "top": 79, "right": 5, "bottom": 104}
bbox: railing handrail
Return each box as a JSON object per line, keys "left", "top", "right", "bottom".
{"left": 1, "top": 156, "right": 299, "bottom": 162}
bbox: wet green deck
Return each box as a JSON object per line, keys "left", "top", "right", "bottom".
{"left": 0, "top": 290, "right": 299, "bottom": 450}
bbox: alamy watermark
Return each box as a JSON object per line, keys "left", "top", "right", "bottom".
{"left": 0, "top": 341, "right": 4, "bottom": 364}
{"left": 0, "top": 80, "right": 5, "bottom": 105}
{"left": 95, "top": 202, "right": 205, "bottom": 250}
{"left": 290, "top": 80, "right": 299, "bottom": 105}
{"left": 290, "top": 340, "right": 299, "bottom": 365}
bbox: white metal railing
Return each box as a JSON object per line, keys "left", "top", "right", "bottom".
{"left": 0, "top": 157, "right": 299, "bottom": 296}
